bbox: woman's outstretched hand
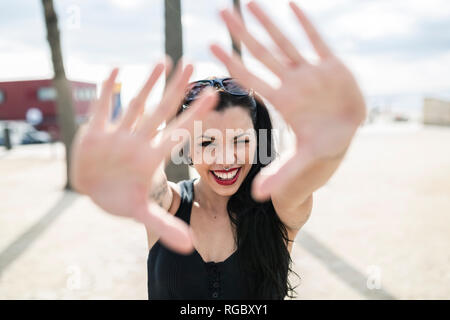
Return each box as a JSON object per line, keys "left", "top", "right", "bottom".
{"left": 70, "top": 60, "right": 217, "bottom": 254}
{"left": 210, "top": 1, "right": 367, "bottom": 200}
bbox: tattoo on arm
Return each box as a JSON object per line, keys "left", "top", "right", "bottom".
{"left": 150, "top": 181, "right": 169, "bottom": 208}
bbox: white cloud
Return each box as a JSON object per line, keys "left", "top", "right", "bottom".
{"left": 344, "top": 51, "right": 450, "bottom": 95}
{"left": 108, "top": 0, "right": 145, "bottom": 10}
{"left": 0, "top": 0, "right": 449, "bottom": 118}
{"left": 330, "top": 6, "right": 416, "bottom": 40}
{"left": 0, "top": 41, "right": 51, "bottom": 80}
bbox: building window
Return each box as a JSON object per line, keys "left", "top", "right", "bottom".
{"left": 37, "top": 87, "right": 57, "bottom": 101}
{"left": 75, "top": 88, "right": 96, "bottom": 101}
{"left": 0, "top": 90, "right": 4, "bottom": 104}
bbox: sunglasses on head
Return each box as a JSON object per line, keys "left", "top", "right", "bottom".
{"left": 182, "top": 78, "right": 253, "bottom": 106}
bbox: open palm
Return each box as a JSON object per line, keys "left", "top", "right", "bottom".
{"left": 210, "top": 1, "right": 366, "bottom": 199}
{"left": 70, "top": 60, "right": 217, "bottom": 254}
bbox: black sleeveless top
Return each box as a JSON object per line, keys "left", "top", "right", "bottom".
{"left": 147, "top": 178, "right": 251, "bottom": 300}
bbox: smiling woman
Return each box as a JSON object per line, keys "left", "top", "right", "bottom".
{"left": 146, "top": 81, "right": 299, "bottom": 299}
{"left": 70, "top": 0, "right": 365, "bottom": 301}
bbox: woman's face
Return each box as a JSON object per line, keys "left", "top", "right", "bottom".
{"left": 190, "top": 106, "right": 257, "bottom": 197}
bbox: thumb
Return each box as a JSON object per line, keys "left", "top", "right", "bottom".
{"left": 135, "top": 202, "right": 195, "bottom": 255}
{"left": 252, "top": 150, "right": 314, "bottom": 201}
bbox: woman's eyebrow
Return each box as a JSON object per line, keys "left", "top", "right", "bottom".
{"left": 233, "top": 133, "right": 246, "bottom": 139}
{"left": 197, "top": 133, "right": 249, "bottom": 140}
{"left": 197, "top": 135, "right": 214, "bottom": 140}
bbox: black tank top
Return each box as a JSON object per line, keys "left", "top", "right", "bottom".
{"left": 147, "top": 178, "right": 251, "bottom": 299}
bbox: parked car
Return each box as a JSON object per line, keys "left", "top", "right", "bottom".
{"left": 393, "top": 113, "right": 409, "bottom": 122}
{"left": 0, "top": 121, "right": 51, "bottom": 146}
{"left": 21, "top": 128, "right": 51, "bottom": 144}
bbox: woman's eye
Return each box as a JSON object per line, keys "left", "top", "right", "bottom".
{"left": 200, "top": 141, "right": 212, "bottom": 147}
{"left": 235, "top": 139, "right": 250, "bottom": 144}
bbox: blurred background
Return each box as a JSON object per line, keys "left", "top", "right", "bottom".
{"left": 0, "top": 0, "right": 449, "bottom": 299}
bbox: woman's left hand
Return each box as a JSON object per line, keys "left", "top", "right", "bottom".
{"left": 210, "top": 1, "right": 367, "bottom": 200}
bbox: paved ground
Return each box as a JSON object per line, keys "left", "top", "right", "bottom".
{"left": 0, "top": 122, "right": 449, "bottom": 299}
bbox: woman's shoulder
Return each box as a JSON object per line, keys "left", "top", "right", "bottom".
{"left": 167, "top": 181, "right": 181, "bottom": 215}
{"left": 145, "top": 178, "right": 193, "bottom": 250}
{"left": 167, "top": 178, "right": 196, "bottom": 215}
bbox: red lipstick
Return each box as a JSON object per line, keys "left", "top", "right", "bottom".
{"left": 210, "top": 167, "right": 241, "bottom": 186}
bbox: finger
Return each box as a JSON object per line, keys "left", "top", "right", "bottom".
{"left": 163, "top": 54, "right": 174, "bottom": 83}
{"left": 89, "top": 68, "right": 119, "bottom": 130}
{"left": 133, "top": 54, "right": 173, "bottom": 132}
{"left": 157, "top": 59, "right": 192, "bottom": 124}
{"left": 134, "top": 61, "right": 193, "bottom": 141}
{"left": 155, "top": 89, "right": 218, "bottom": 164}
{"left": 251, "top": 151, "right": 314, "bottom": 201}
{"left": 117, "top": 62, "right": 165, "bottom": 132}
{"left": 159, "top": 54, "right": 174, "bottom": 99}
{"left": 210, "top": 43, "right": 276, "bottom": 102}
{"left": 247, "top": 1, "right": 308, "bottom": 66}
{"left": 289, "top": 2, "right": 333, "bottom": 59}
{"left": 130, "top": 57, "right": 174, "bottom": 134}
{"left": 220, "top": 8, "right": 285, "bottom": 78}
{"left": 136, "top": 201, "right": 194, "bottom": 254}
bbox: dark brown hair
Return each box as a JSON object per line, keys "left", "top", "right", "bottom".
{"left": 177, "top": 89, "right": 300, "bottom": 299}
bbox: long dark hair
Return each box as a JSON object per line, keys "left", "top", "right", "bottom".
{"left": 178, "top": 89, "right": 299, "bottom": 299}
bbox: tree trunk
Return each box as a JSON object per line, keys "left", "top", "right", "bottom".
{"left": 41, "top": 0, "right": 77, "bottom": 190}
{"left": 164, "top": 0, "right": 190, "bottom": 182}
{"left": 231, "top": 0, "right": 242, "bottom": 57}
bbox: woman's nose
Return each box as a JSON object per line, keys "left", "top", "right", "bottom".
{"left": 215, "top": 143, "right": 236, "bottom": 164}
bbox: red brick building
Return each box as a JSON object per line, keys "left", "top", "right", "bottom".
{"left": 0, "top": 79, "right": 97, "bottom": 139}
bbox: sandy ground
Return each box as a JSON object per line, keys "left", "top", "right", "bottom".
{"left": 0, "top": 122, "right": 449, "bottom": 299}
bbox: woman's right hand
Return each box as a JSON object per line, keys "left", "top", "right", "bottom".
{"left": 69, "top": 59, "right": 217, "bottom": 254}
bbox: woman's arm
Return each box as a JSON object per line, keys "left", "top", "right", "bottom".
{"left": 146, "top": 164, "right": 183, "bottom": 249}
{"left": 270, "top": 147, "right": 349, "bottom": 231}
{"left": 149, "top": 162, "right": 173, "bottom": 211}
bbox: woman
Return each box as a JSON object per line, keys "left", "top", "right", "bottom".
{"left": 147, "top": 79, "right": 297, "bottom": 300}
{"left": 70, "top": 2, "right": 366, "bottom": 299}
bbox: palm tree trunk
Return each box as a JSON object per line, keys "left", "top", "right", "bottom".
{"left": 41, "top": 0, "right": 77, "bottom": 190}
{"left": 164, "top": 0, "right": 190, "bottom": 182}
{"left": 231, "top": 0, "right": 242, "bottom": 57}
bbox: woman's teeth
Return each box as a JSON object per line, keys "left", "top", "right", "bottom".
{"left": 212, "top": 169, "right": 239, "bottom": 180}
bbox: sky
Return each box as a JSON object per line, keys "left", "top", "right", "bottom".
{"left": 1, "top": 0, "right": 450, "bottom": 117}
